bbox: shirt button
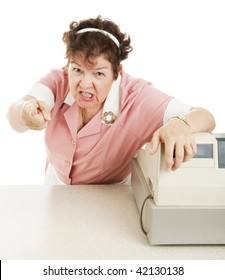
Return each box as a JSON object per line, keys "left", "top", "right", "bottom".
{"left": 64, "top": 160, "right": 71, "bottom": 166}
{"left": 72, "top": 139, "right": 76, "bottom": 145}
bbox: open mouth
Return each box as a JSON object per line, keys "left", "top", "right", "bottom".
{"left": 79, "top": 91, "right": 94, "bottom": 102}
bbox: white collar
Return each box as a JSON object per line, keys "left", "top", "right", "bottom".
{"left": 64, "top": 90, "right": 75, "bottom": 106}
{"left": 64, "top": 74, "right": 121, "bottom": 126}
{"left": 101, "top": 74, "right": 121, "bottom": 125}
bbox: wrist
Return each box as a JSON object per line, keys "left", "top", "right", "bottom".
{"left": 169, "top": 115, "right": 191, "bottom": 131}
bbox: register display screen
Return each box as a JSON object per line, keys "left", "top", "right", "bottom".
{"left": 217, "top": 138, "right": 225, "bottom": 168}
{"left": 194, "top": 144, "right": 213, "bottom": 158}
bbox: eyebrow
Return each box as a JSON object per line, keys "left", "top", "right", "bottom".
{"left": 95, "top": 66, "right": 109, "bottom": 71}
{"left": 70, "top": 62, "right": 109, "bottom": 71}
{"left": 70, "top": 61, "right": 80, "bottom": 66}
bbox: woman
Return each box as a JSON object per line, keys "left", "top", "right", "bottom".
{"left": 7, "top": 16, "right": 215, "bottom": 185}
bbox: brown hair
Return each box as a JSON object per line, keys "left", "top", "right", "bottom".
{"left": 62, "top": 15, "right": 133, "bottom": 79}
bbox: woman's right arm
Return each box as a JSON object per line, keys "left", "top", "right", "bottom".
{"left": 7, "top": 95, "right": 51, "bottom": 132}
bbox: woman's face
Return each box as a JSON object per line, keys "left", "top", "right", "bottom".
{"left": 68, "top": 53, "right": 115, "bottom": 112}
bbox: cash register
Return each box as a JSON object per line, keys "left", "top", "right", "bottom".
{"left": 131, "top": 133, "right": 225, "bottom": 244}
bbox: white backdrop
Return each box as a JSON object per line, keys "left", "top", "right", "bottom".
{"left": 0, "top": 0, "right": 224, "bottom": 184}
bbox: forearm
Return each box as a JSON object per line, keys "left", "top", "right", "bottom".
{"left": 184, "top": 108, "right": 216, "bottom": 133}
{"left": 151, "top": 107, "right": 216, "bottom": 171}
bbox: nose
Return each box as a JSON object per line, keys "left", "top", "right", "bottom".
{"left": 79, "top": 73, "right": 93, "bottom": 88}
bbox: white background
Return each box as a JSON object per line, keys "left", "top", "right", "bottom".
{"left": 0, "top": 0, "right": 224, "bottom": 184}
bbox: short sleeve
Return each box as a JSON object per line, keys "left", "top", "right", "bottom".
{"left": 26, "top": 68, "right": 68, "bottom": 110}
{"left": 27, "top": 82, "right": 55, "bottom": 110}
{"left": 163, "top": 98, "right": 193, "bottom": 124}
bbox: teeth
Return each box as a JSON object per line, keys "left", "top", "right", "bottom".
{"left": 81, "top": 92, "right": 93, "bottom": 98}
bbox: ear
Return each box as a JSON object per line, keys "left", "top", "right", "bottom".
{"left": 118, "top": 64, "right": 123, "bottom": 73}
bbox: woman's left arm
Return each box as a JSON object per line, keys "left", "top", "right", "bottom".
{"left": 149, "top": 107, "right": 216, "bottom": 171}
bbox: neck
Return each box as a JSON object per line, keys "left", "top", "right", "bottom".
{"left": 79, "top": 106, "right": 102, "bottom": 127}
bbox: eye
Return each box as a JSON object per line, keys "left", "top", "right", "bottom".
{"left": 72, "top": 67, "right": 82, "bottom": 73}
{"left": 70, "top": 66, "right": 83, "bottom": 76}
{"left": 95, "top": 72, "right": 105, "bottom": 78}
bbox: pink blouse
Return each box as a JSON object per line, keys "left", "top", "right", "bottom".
{"left": 29, "top": 68, "right": 190, "bottom": 184}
